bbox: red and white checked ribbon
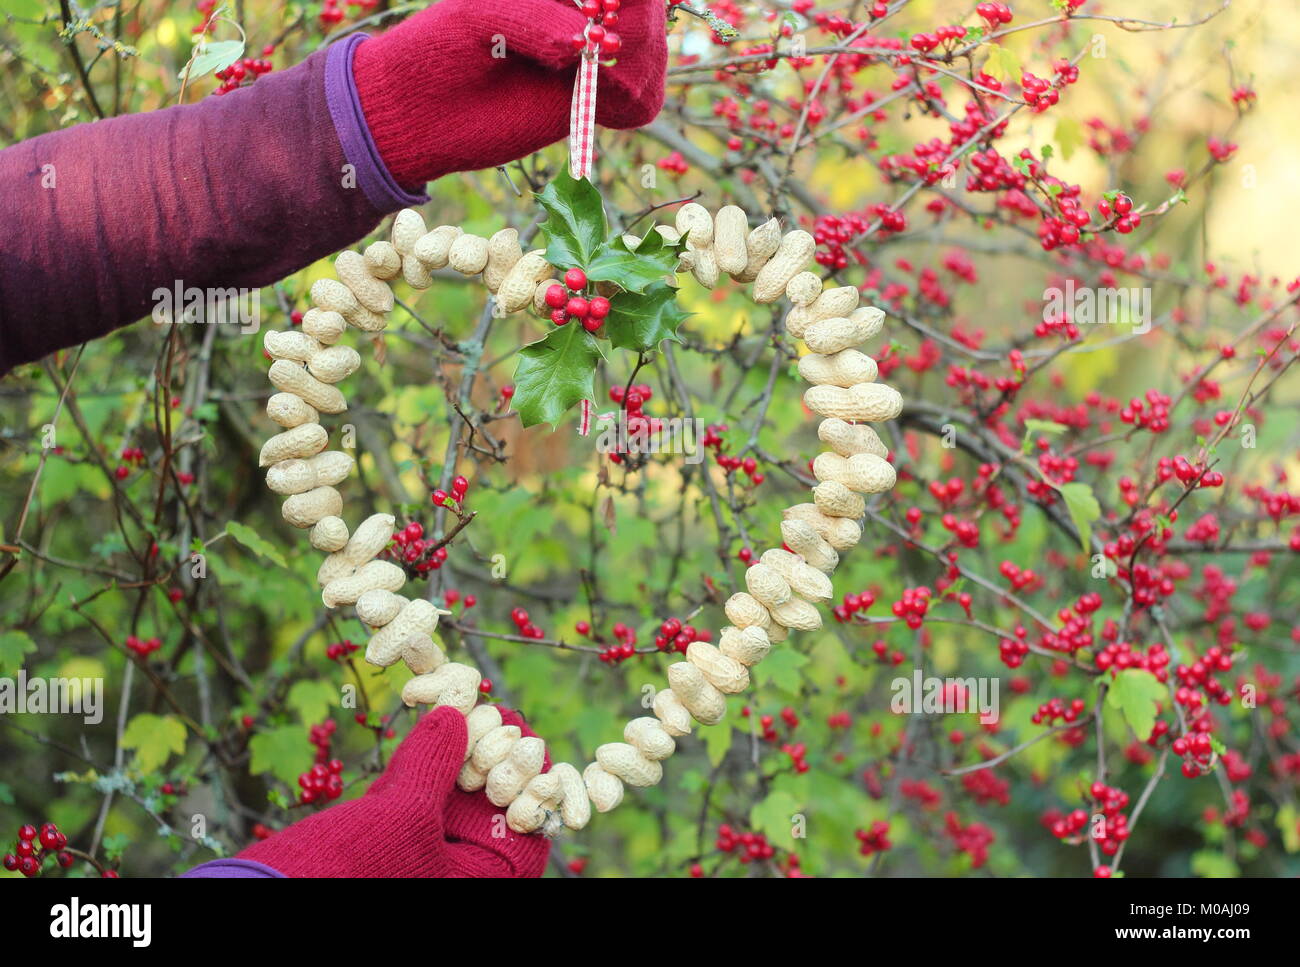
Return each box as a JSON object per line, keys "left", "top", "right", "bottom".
{"left": 568, "top": 30, "right": 600, "bottom": 180}
{"left": 570, "top": 11, "right": 601, "bottom": 435}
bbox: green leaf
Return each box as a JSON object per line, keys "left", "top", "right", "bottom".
{"left": 0, "top": 630, "right": 36, "bottom": 676}
{"left": 249, "top": 725, "right": 314, "bottom": 788}
{"left": 511, "top": 323, "right": 605, "bottom": 428}
{"left": 1190, "top": 850, "right": 1238, "bottom": 878}
{"left": 754, "top": 649, "right": 809, "bottom": 694}
{"left": 1105, "top": 669, "right": 1164, "bottom": 741}
{"left": 1024, "top": 419, "right": 1068, "bottom": 437}
{"left": 286, "top": 680, "right": 338, "bottom": 726}
{"left": 1059, "top": 481, "right": 1101, "bottom": 553}
{"left": 1054, "top": 117, "right": 1084, "bottom": 161}
{"left": 749, "top": 790, "right": 801, "bottom": 848}
{"left": 1277, "top": 804, "right": 1299, "bottom": 853}
{"left": 1021, "top": 419, "right": 1068, "bottom": 453}
{"left": 181, "top": 39, "right": 245, "bottom": 81}
{"left": 536, "top": 169, "right": 607, "bottom": 271}
{"left": 121, "top": 714, "right": 187, "bottom": 774}
{"left": 705, "top": 722, "right": 733, "bottom": 767}
{"left": 100, "top": 833, "right": 131, "bottom": 862}
{"left": 604, "top": 282, "right": 690, "bottom": 353}
{"left": 225, "top": 520, "right": 288, "bottom": 569}
{"left": 586, "top": 231, "right": 682, "bottom": 295}
{"left": 983, "top": 44, "right": 1020, "bottom": 82}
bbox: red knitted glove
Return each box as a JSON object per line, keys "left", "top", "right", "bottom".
{"left": 237, "top": 707, "right": 551, "bottom": 877}
{"left": 353, "top": 0, "right": 667, "bottom": 189}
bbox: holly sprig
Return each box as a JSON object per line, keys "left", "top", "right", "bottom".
{"left": 512, "top": 171, "right": 689, "bottom": 428}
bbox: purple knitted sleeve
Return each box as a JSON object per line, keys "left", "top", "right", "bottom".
{"left": 180, "top": 858, "right": 287, "bottom": 878}
{"left": 0, "top": 36, "right": 426, "bottom": 375}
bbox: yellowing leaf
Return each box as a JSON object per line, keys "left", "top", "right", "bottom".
{"left": 121, "top": 714, "right": 187, "bottom": 774}
{"left": 1055, "top": 117, "right": 1084, "bottom": 161}
{"left": 983, "top": 45, "right": 1020, "bottom": 82}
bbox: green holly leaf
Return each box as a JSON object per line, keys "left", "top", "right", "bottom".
{"left": 225, "top": 520, "right": 288, "bottom": 569}
{"left": 0, "top": 630, "right": 36, "bottom": 676}
{"left": 1105, "top": 669, "right": 1164, "bottom": 741}
{"left": 121, "top": 713, "right": 188, "bottom": 774}
{"left": 512, "top": 323, "right": 605, "bottom": 428}
{"left": 1059, "top": 481, "right": 1101, "bottom": 553}
{"left": 604, "top": 282, "right": 690, "bottom": 353}
{"left": 586, "top": 230, "right": 682, "bottom": 295}
{"left": 249, "top": 724, "right": 315, "bottom": 788}
{"left": 536, "top": 169, "right": 607, "bottom": 272}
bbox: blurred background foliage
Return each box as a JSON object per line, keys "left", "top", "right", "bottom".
{"left": 1, "top": 0, "right": 1298, "bottom": 877}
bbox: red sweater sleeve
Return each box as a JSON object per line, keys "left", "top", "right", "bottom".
{"left": 0, "top": 40, "right": 419, "bottom": 375}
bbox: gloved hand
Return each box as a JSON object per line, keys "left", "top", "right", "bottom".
{"left": 352, "top": 0, "right": 668, "bottom": 189}
{"left": 237, "top": 707, "right": 551, "bottom": 877}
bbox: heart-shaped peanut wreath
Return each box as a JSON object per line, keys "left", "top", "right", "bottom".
{"left": 256, "top": 172, "right": 902, "bottom": 835}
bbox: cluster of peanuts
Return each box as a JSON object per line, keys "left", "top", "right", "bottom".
{"left": 256, "top": 202, "right": 900, "bottom": 836}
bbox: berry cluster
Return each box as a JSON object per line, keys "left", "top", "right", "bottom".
{"left": 997, "top": 560, "right": 1040, "bottom": 591}
{"left": 606, "top": 382, "right": 659, "bottom": 466}
{"left": 544, "top": 269, "right": 610, "bottom": 332}
{"left": 714, "top": 824, "right": 776, "bottom": 863}
{"left": 1171, "top": 730, "right": 1219, "bottom": 778}
{"left": 308, "top": 719, "right": 337, "bottom": 764}
{"left": 212, "top": 54, "right": 275, "bottom": 96}
{"left": 510, "top": 607, "right": 546, "bottom": 640}
{"left": 812, "top": 211, "right": 872, "bottom": 269}
{"left": 1174, "top": 644, "right": 1235, "bottom": 712}
{"left": 1096, "top": 191, "right": 1141, "bottom": 234}
{"left": 652, "top": 616, "right": 711, "bottom": 655}
{"left": 571, "top": 0, "right": 624, "bottom": 57}
{"left": 296, "top": 759, "right": 344, "bottom": 805}
{"left": 944, "top": 812, "right": 995, "bottom": 869}
{"left": 125, "top": 634, "right": 163, "bottom": 657}
{"left": 1046, "top": 807, "right": 1089, "bottom": 840}
{"left": 1031, "top": 696, "right": 1086, "bottom": 726}
{"left": 908, "top": 24, "right": 968, "bottom": 54}
{"left": 325, "top": 639, "right": 360, "bottom": 662}
{"left": 114, "top": 445, "right": 147, "bottom": 480}
{"left": 890, "top": 585, "right": 932, "bottom": 629}
{"left": 1156, "top": 455, "right": 1224, "bottom": 489}
{"left": 318, "top": 0, "right": 377, "bottom": 29}
{"left": 1119, "top": 389, "right": 1172, "bottom": 433}
{"left": 831, "top": 588, "right": 876, "bottom": 623}
{"left": 1086, "top": 782, "right": 1131, "bottom": 856}
{"left": 780, "top": 740, "right": 809, "bottom": 774}
{"left": 384, "top": 519, "right": 449, "bottom": 575}
{"left": 699, "top": 423, "right": 765, "bottom": 485}
{"left": 442, "top": 588, "right": 477, "bottom": 610}
{"left": 975, "top": 2, "right": 1014, "bottom": 27}
{"left": 854, "top": 820, "right": 893, "bottom": 856}
{"left": 1094, "top": 640, "right": 1170, "bottom": 683}
{"left": 597, "top": 621, "right": 638, "bottom": 664}
{"left": 869, "top": 638, "right": 908, "bottom": 665}
{"left": 741, "top": 704, "right": 800, "bottom": 744}
{"left": 656, "top": 151, "right": 690, "bottom": 176}
{"left": 3, "top": 823, "right": 72, "bottom": 878}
